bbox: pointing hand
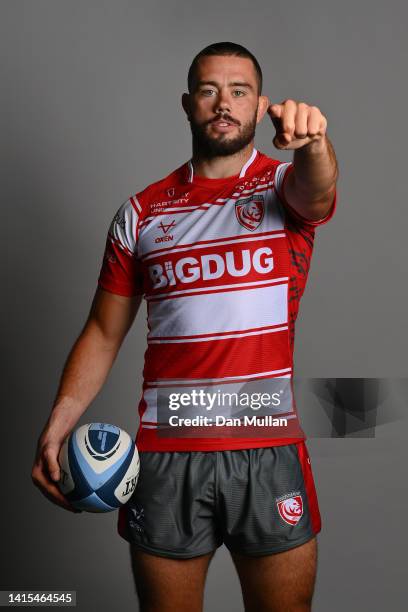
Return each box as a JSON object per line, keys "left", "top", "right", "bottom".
{"left": 268, "top": 99, "right": 327, "bottom": 150}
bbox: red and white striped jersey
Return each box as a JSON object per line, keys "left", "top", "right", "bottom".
{"left": 97, "top": 148, "right": 336, "bottom": 451}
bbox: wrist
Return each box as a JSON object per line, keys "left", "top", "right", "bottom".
{"left": 42, "top": 396, "right": 82, "bottom": 443}
{"left": 300, "top": 134, "right": 327, "bottom": 155}
{"left": 40, "top": 421, "right": 69, "bottom": 445}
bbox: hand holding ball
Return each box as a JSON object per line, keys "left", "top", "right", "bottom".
{"left": 58, "top": 423, "right": 139, "bottom": 513}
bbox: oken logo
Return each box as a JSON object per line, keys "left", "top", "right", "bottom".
{"left": 148, "top": 247, "right": 274, "bottom": 289}
{"left": 155, "top": 219, "right": 176, "bottom": 243}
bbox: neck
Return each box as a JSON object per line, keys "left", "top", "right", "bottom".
{"left": 191, "top": 143, "right": 255, "bottom": 179}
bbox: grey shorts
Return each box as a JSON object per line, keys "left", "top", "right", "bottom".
{"left": 117, "top": 441, "right": 321, "bottom": 558}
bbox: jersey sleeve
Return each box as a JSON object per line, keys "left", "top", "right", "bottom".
{"left": 97, "top": 196, "right": 144, "bottom": 297}
{"left": 274, "top": 161, "right": 337, "bottom": 227}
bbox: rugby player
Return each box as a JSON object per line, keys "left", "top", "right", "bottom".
{"left": 32, "top": 42, "right": 338, "bottom": 611}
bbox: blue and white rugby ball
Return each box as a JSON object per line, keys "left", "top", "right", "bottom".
{"left": 58, "top": 423, "right": 139, "bottom": 513}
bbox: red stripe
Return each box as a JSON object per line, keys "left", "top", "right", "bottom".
{"left": 135, "top": 426, "right": 305, "bottom": 452}
{"left": 148, "top": 322, "right": 287, "bottom": 341}
{"left": 229, "top": 182, "right": 276, "bottom": 199}
{"left": 296, "top": 441, "right": 322, "bottom": 535}
{"left": 107, "top": 234, "right": 133, "bottom": 257}
{"left": 144, "top": 374, "right": 291, "bottom": 389}
{"left": 143, "top": 236, "right": 289, "bottom": 298}
{"left": 139, "top": 206, "right": 216, "bottom": 227}
{"left": 147, "top": 278, "right": 288, "bottom": 302}
{"left": 141, "top": 230, "right": 286, "bottom": 260}
{"left": 143, "top": 329, "right": 291, "bottom": 380}
{"left": 129, "top": 195, "right": 141, "bottom": 213}
{"left": 117, "top": 505, "right": 128, "bottom": 540}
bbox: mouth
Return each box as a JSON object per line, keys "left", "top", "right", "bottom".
{"left": 210, "top": 120, "right": 237, "bottom": 133}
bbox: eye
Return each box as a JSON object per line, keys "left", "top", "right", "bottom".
{"left": 233, "top": 90, "right": 245, "bottom": 97}
{"left": 200, "top": 89, "right": 216, "bottom": 96}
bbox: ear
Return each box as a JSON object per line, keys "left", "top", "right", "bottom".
{"left": 256, "top": 95, "right": 271, "bottom": 124}
{"left": 181, "top": 93, "right": 191, "bottom": 121}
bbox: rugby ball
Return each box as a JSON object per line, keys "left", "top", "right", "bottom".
{"left": 58, "top": 423, "right": 139, "bottom": 513}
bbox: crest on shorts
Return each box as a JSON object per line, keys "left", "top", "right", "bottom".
{"left": 276, "top": 494, "right": 303, "bottom": 526}
{"left": 235, "top": 195, "right": 265, "bottom": 231}
{"left": 129, "top": 506, "right": 145, "bottom": 533}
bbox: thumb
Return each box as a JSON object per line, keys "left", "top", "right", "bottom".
{"left": 44, "top": 446, "right": 61, "bottom": 482}
{"left": 50, "top": 469, "right": 60, "bottom": 482}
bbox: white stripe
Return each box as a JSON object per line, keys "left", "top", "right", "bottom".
{"left": 142, "top": 232, "right": 286, "bottom": 261}
{"left": 109, "top": 198, "right": 139, "bottom": 253}
{"left": 151, "top": 203, "right": 212, "bottom": 215}
{"left": 239, "top": 148, "right": 258, "bottom": 177}
{"left": 140, "top": 203, "right": 212, "bottom": 224}
{"left": 187, "top": 160, "right": 194, "bottom": 183}
{"left": 148, "top": 324, "right": 288, "bottom": 343}
{"left": 148, "top": 283, "right": 288, "bottom": 339}
{"left": 146, "top": 369, "right": 292, "bottom": 386}
{"left": 213, "top": 180, "right": 276, "bottom": 202}
{"left": 138, "top": 187, "right": 285, "bottom": 257}
{"left": 147, "top": 276, "right": 289, "bottom": 301}
{"left": 141, "top": 371, "right": 293, "bottom": 424}
{"left": 232, "top": 181, "right": 275, "bottom": 197}
{"left": 131, "top": 195, "right": 142, "bottom": 214}
{"left": 274, "top": 162, "right": 292, "bottom": 200}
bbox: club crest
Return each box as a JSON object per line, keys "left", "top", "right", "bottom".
{"left": 276, "top": 495, "right": 304, "bottom": 526}
{"left": 235, "top": 195, "right": 265, "bottom": 231}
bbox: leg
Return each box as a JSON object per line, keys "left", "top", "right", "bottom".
{"left": 230, "top": 536, "right": 318, "bottom": 612}
{"left": 129, "top": 545, "right": 216, "bottom": 612}
{"left": 219, "top": 443, "right": 322, "bottom": 611}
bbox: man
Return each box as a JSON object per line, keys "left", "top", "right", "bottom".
{"left": 32, "top": 42, "right": 338, "bottom": 611}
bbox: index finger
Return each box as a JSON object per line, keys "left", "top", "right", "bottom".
{"left": 267, "top": 103, "right": 290, "bottom": 143}
{"left": 267, "top": 103, "right": 283, "bottom": 118}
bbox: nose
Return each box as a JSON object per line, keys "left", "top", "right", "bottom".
{"left": 214, "top": 88, "right": 231, "bottom": 114}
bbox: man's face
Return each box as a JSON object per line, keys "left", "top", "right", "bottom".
{"left": 183, "top": 55, "right": 269, "bottom": 158}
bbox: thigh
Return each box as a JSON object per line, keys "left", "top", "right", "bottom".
{"left": 130, "top": 545, "right": 215, "bottom": 612}
{"left": 118, "top": 451, "right": 223, "bottom": 558}
{"left": 230, "top": 536, "right": 318, "bottom": 612}
{"left": 220, "top": 442, "right": 322, "bottom": 556}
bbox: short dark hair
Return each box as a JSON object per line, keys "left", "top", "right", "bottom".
{"left": 187, "top": 42, "right": 263, "bottom": 95}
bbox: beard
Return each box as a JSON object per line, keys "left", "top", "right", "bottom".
{"left": 189, "top": 109, "right": 258, "bottom": 158}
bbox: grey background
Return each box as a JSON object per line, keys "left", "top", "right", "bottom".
{"left": 1, "top": 0, "right": 407, "bottom": 610}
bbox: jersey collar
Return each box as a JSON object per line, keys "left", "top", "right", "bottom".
{"left": 186, "top": 148, "right": 258, "bottom": 183}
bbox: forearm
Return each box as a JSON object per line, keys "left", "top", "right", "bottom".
{"left": 42, "top": 323, "right": 121, "bottom": 442}
{"left": 292, "top": 135, "right": 338, "bottom": 202}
